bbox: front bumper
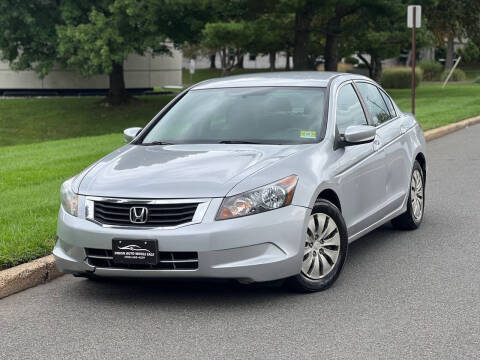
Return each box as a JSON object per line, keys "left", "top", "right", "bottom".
{"left": 54, "top": 198, "right": 310, "bottom": 282}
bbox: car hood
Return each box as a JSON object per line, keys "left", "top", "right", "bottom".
{"left": 77, "top": 144, "right": 305, "bottom": 198}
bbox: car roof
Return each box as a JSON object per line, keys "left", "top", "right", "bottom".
{"left": 191, "top": 71, "right": 370, "bottom": 90}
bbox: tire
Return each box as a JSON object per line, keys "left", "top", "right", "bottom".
{"left": 286, "top": 199, "right": 348, "bottom": 292}
{"left": 391, "top": 160, "right": 425, "bottom": 230}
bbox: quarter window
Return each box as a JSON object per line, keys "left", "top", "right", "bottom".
{"left": 379, "top": 89, "right": 397, "bottom": 118}
{"left": 356, "top": 82, "right": 392, "bottom": 126}
{"left": 336, "top": 84, "right": 368, "bottom": 134}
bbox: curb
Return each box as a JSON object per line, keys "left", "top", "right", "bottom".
{"left": 423, "top": 115, "right": 480, "bottom": 141}
{"left": 0, "top": 255, "right": 62, "bottom": 299}
{"left": 1, "top": 114, "right": 479, "bottom": 299}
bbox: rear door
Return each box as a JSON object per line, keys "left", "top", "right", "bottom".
{"left": 355, "top": 81, "right": 410, "bottom": 213}
{"left": 333, "top": 82, "right": 388, "bottom": 237}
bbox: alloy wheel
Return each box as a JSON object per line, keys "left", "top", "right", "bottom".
{"left": 302, "top": 213, "right": 341, "bottom": 279}
{"left": 411, "top": 168, "right": 424, "bottom": 222}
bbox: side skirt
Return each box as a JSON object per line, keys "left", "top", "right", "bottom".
{"left": 347, "top": 195, "right": 408, "bottom": 243}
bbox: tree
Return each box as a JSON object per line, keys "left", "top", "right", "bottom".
{"left": 425, "top": 0, "right": 480, "bottom": 69}
{"left": 276, "top": 0, "right": 395, "bottom": 71}
{"left": 462, "top": 1, "right": 480, "bottom": 46}
{"left": 241, "top": 0, "right": 321, "bottom": 71}
{"left": 202, "top": 22, "right": 253, "bottom": 75}
{"left": 343, "top": 1, "right": 430, "bottom": 81}
{"left": 457, "top": 40, "right": 480, "bottom": 64}
{"left": 291, "top": 0, "right": 320, "bottom": 70}
{"left": 149, "top": 0, "right": 225, "bottom": 49}
{"left": 0, "top": 0, "right": 59, "bottom": 76}
{"left": 426, "top": 1, "right": 462, "bottom": 69}
{"left": 0, "top": 0, "right": 172, "bottom": 105}
{"left": 321, "top": 0, "right": 397, "bottom": 72}
{"left": 150, "top": 0, "right": 251, "bottom": 73}
{"left": 57, "top": 0, "right": 169, "bottom": 105}
{"left": 249, "top": 14, "right": 294, "bottom": 70}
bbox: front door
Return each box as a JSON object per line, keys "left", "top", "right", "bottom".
{"left": 355, "top": 82, "right": 410, "bottom": 213}
{"left": 333, "top": 82, "right": 388, "bottom": 238}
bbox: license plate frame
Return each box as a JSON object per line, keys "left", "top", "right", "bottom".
{"left": 112, "top": 239, "right": 158, "bottom": 265}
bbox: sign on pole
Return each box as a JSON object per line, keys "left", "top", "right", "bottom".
{"left": 407, "top": 5, "right": 421, "bottom": 115}
{"left": 407, "top": 5, "right": 421, "bottom": 28}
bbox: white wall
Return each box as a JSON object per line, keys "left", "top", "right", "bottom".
{"left": 0, "top": 45, "right": 182, "bottom": 89}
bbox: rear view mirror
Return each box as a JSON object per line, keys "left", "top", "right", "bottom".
{"left": 342, "top": 125, "right": 376, "bottom": 146}
{"left": 123, "top": 127, "right": 143, "bottom": 143}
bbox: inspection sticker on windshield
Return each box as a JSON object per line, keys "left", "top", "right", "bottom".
{"left": 300, "top": 130, "right": 316, "bottom": 139}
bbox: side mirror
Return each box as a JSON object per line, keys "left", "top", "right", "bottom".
{"left": 342, "top": 125, "right": 376, "bottom": 146}
{"left": 123, "top": 127, "right": 143, "bottom": 143}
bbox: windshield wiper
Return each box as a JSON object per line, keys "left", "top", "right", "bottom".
{"left": 142, "top": 141, "right": 175, "bottom": 146}
{"left": 217, "top": 140, "right": 264, "bottom": 144}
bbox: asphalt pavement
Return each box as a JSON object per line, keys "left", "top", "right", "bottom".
{"left": 1, "top": 124, "right": 479, "bottom": 360}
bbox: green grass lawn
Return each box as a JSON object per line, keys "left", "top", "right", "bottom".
{"left": 0, "top": 133, "right": 123, "bottom": 269}
{"left": 1, "top": 80, "right": 480, "bottom": 269}
{"left": 389, "top": 82, "right": 480, "bottom": 130}
{"left": 0, "top": 95, "right": 174, "bottom": 147}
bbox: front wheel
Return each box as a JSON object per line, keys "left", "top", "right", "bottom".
{"left": 287, "top": 199, "right": 348, "bottom": 292}
{"left": 391, "top": 160, "right": 425, "bottom": 230}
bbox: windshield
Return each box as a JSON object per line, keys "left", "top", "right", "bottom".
{"left": 141, "top": 87, "right": 326, "bottom": 145}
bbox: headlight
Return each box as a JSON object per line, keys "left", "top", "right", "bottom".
{"left": 216, "top": 175, "right": 298, "bottom": 220}
{"left": 60, "top": 177, "right": 79, "bottom": 217}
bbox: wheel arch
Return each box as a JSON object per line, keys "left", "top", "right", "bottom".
{"left": 316, "top": 188, "right": 342, "bottom": 212}
{"left": 415, "top": 152, "right": 426, "bottom": 180}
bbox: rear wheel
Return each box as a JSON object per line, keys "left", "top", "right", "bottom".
{"left": 287, "top": 199, "right": 348, "bottom": 292}
{"left": 391, "top": 160, "right": 425, "bottom": 230}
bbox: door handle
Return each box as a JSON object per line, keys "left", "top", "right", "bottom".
{"left": 373, "top": 138, "right": 381, "bottom": 151}
{"left": 400, "top": 125, "right": 407, "bottom": 134}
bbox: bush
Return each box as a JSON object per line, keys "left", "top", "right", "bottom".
{"left": 457, "top": 41, "right": 480, "bottom": 64}
{"left": 337, "top": 63, "right": 353, "bottom": 72}
{"left": 381, "top": 67, "right": 423, "bottom": 89}
{"left": 344, "top": 56, "right": 359, "bottom": 65}
{"left": 419, "top": 61, "right": 443, "bottom": 81}
{"left": 441, "top": 68, "right": 467, "bottom": 82}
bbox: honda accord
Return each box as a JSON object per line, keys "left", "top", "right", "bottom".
{"left": 54, "top": 72, "right": 426, "bottom": 291}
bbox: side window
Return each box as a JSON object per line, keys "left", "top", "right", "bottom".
{"left": 379, "top": 89, "right": 397, "bottom": 118}
{"left": 356, "top": 82, "right": 392, "bottom": 125}
{"left": 336, "top": 84, "right": 368, "bottom": 134}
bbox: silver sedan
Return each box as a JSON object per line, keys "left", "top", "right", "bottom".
{"left": 54, "top": 72, "right": 426, "bottom": 292}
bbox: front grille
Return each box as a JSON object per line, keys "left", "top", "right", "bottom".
{"left": 93, "top": 200, "right": 199, "bottom": 227}
{"left": 85, "top": 248, "right": 198, "bottom": 270}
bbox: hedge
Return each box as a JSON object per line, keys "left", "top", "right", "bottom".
{"left": 381, "top": 67, "right": 423, "bottom": 89}
{"left": 441, "top": 68, "right": 467, "bottom": 82}
{"left": 419, "top": 61, "right": 443, "bottom": 81}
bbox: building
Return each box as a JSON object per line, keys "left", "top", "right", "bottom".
{"left": 0, "top": 46, "right": 182, "bottom": 95}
